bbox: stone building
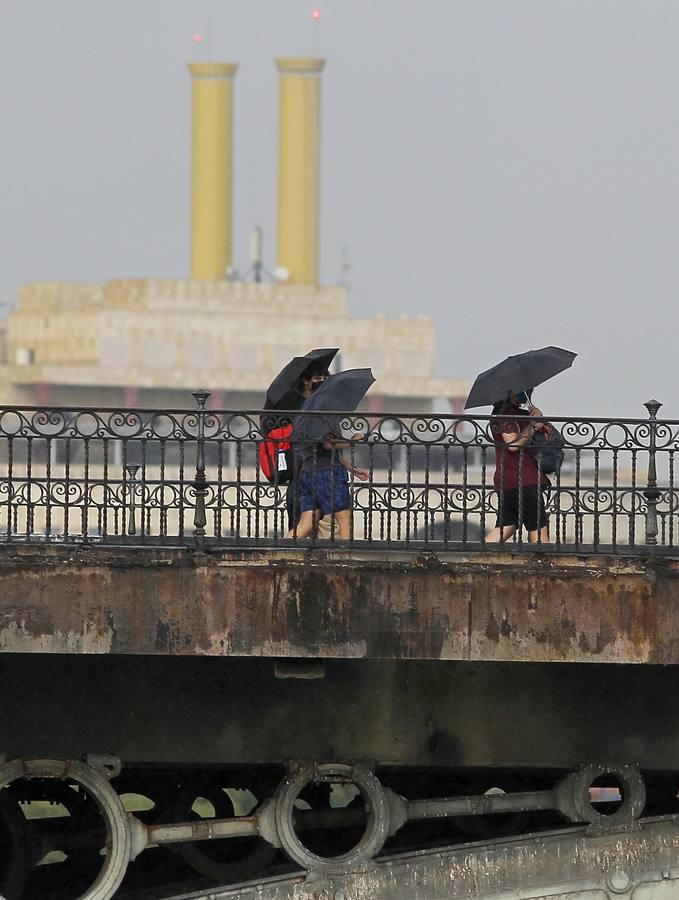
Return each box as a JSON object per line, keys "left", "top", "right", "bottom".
{"left": 0, "top": 57, "right": 465, "bottom": 413}
{"left": 0, "top": 279, "right": 464, "bottom": 412}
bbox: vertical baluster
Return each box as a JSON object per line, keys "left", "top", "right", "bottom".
{"left": 45, "top": 437, "right": 52, "bottom": 539}
{"left": 121, "top": 439, "right": 128, "bottom": 536}
{"left": 553, "top": 445, "right": 562, "bottom": 548}
{"left": 140, "top": 436, "right": 147, "bottom": 538}
{"left": 126, "top": 465, "right": 139, "bottom": 536}
{"left": 443, "top": 444, "right": 450, "bottom": 548}
{"left": 63, "top": 437, "right": 71, "bottom": 539}
{"left": 192, "top": 390, "right": 210, "bottom": 551}
{"left": 102, "top": 437, "right": 109, "bottom": 539}
{"left": 534, "top": 452, "right": 543, "bottom": 546}
{"left": 364, "top": 428, "right": 373, "bottom": 544}
{"left": 25, "top": 436, "right": 33, "bottom": 538}
{"left": 644, "top": 399, "right": 662, "bottom": 547}
{"left": 216, "top": 432, "right": 224, "bottom": 543}
{"left": 480, "top": 441, "right": 487, "bottom": 543}
{"left": 159, "top": 438, "right": 167, "bottom": 537}
{"left": 386, "top": 440, "right": 394, "bottom": 544}
{"left": 253, "top": 421, "right": 261, "bottom": 542}
{"left": 574, "top": 447, "right": 582, "bottom": 548}
{"left": 235, "top": 438, "right": 243, "bottom": 543}
{"left": 593, "top": 447, "right": 600, "bottom": 549}
{"left": 82, "top": 437, "right": 90, "bottom": 540}
{"left": 423, "top": 444, "right": 431, "bottom": 545}
{"left": 669, "top": 450, "right": 675, "bottom": 548}
{"left": 366, "top": 437, "right": 375, "bottom": 546}
{"left": 346, "top": 430, "right": 354, "bottom": 546}
{"left": 404, "top": 443, "right": 412, "bottom": 544}
{"left": 611, "top": 448, "right": 619, "bottom": 549}
{"left": 6, "top": 436, "right": 13, "bottom": 540}
{"left": 630, "top": 449, "right": 638, "bottom": 546}
{"left": 497, "top": 431, "right": 506, "bottom": 544}
{"left": 327, "top": 430, "right": 336, "bottom": 545}
{"left": 461, "top": 444, "right": 468, "bottom": 545}
{"left": 179, "top": 439, "right": 186, "bottom": 539}
{"left": 348, "top": 431, "right": 355, "bottom": 547}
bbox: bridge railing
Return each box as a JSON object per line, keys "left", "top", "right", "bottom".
{"left": 0, "top": 394, "right": 676, "bottom": 552}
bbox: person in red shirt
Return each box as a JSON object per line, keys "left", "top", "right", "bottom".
{"left": 486, "top": 392, "right": 550, "bottom": 543}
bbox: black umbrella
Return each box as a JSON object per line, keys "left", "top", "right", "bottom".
{"left": 264, "top": 348, "right": 339, "bottom": 412}
{"left": 464, "top": 346, "right": 577, "bottom": 409}
{"left": 292, "top": 369, "right": 375, "bottom": 443}
{"left": 261, "top": 348, "right": 338, "bottom": 434}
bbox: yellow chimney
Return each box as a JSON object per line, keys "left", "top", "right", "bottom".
{"left": 275, "top": 58, "right": 325, "bottom": 285}
{"left": 188, "top": 62, "right": 238, "bottom": 280}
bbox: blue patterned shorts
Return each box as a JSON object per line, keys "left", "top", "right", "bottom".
{"left": 299, "top": 465, "right": 351, "bottom": 515}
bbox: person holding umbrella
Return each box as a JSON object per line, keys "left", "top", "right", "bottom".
{"left": 287, "top": 369, "right": 374, "bottom": 541}
{"left": 261, "top": 348, "right": 338, "bottom": 531}
{"left": 485, "top": 391, "right": 551, "bottom": 543}
{"left": 465, "top": 347, "right": 577, "bottom": 544}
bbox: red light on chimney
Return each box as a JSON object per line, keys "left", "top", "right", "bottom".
{"left": 192, "top": 33, "right": 203, "bottom": 44}
{"left": 311, "top": 9, "right": 321, "bottom": 20}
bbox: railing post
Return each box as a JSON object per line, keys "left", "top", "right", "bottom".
{"left": 644, "top": 399, "right": 662, "bottom": 546}
{"left": 192, "top": 390, "right": 210, "bottom": 551}
{"left": 125, "top": 464, "right": 140, "bottom": 536}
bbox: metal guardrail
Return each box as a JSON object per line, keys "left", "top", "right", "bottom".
{"left": 0, "top": 393, "right": 676, "bottom": 552}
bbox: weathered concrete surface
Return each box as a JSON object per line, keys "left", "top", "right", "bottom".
{"left": 164, "top": 818, "right": 679, "bottom": 899}
{"left": 0, "top": 544, "right": 678, "bottom": 663}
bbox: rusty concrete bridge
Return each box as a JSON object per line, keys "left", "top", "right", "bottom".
{"left": 2, "top": 397, "right": 679, "bottom": 900}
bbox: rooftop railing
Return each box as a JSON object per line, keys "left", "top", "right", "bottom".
{"left": 0, "top": 394, "right": 676, "bottom": 553}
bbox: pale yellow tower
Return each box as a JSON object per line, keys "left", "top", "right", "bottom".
{"left": 188, "top": 62, "right": 238, "bottom": 280}
{"left": 275, "top": 58, "right": 325, "bottom": 285}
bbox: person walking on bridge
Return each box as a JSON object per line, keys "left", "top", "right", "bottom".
{"left": 287, "top": 369, "right": 374, "bottom": 541}
{"left": 261, "top": 348, "right": 338, "bottom": 531}
{"left": 486, "top": 392, "right": 550, "bottom": 543}
{"left": 464, "top": 346, "right": 577, "bottom": 545}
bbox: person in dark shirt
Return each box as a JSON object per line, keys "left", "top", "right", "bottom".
{"left": 280, "top": 363, "right": 331, "bottom": 531}
{"left": 286, "top": 427, "right": 368, "bottom": 540}
{"left": 486, "top": 392, "right": 550, "bottom": 543}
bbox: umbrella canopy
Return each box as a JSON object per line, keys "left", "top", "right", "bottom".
{"left": 292, "top": 368, "right": 375, "bottom": 442}
{"left": 464, "top": 346, "right": 577, "bottom": 410}
{"left": 264, "top": 348, "right": 339, "bottom": 412}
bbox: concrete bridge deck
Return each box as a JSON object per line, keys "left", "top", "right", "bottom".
{"left": 1, "top": 542, "right": 678, "bottom": 665}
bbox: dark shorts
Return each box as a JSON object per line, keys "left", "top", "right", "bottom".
{"left": 496, "top": 485, "right": 549, "bottom": 532}
{"left": 299, "top": 465, "right": 351, "bottom": 516}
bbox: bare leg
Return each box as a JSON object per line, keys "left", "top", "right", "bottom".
{"left": 485, "top": 525, "right": 517, "bottom": 543}
{"left": 329, "top": 509, "right": 352, "bottom": 541}
{"left": 286, "top": 509, "right": 321, "bottom": 540}
{"left": 528, "top": 526, "right": 550, "bottom": 543}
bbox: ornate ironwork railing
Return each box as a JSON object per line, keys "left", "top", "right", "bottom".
{"left": 0, "top": 394, "right": 677, "bottom": 552}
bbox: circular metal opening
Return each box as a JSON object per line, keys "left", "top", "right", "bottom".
{"left": 589, "top": 774, "right": 624, "bottom": 816}
{"left": 274, "top": 764, "right": 390, "bottom": 874}
{"left": 293, "top": 780, "right": 368, "bottom": 858}
{"left": 573, "top": 765, "right": 646, "bottom": 827}
{"left": 0, "top": 760, "right": 130, "bottom": 900}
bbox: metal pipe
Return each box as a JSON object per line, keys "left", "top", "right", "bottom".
{"left": 146, "top": 815, "right": 258, "bottom": 846}
{"left": 408, "top": 789, "right": 558, "bottom": 821}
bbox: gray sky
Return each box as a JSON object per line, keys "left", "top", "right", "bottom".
{"left": 1, "top": 0, "right": 678, "bottom": 418}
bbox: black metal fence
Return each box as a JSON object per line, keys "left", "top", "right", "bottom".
{"left": 0, "top": 394, "right": 676, "bottom": 552}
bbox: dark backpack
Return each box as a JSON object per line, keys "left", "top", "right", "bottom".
{"left": 530, "top": 425, "right": 565, "bottom": 475}
{"left": 258, "top": 424, "right": 294, "bottom": 484}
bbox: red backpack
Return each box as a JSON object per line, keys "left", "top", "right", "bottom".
{"left": 259, "top": 424, "right": 294, "bottom": 484}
